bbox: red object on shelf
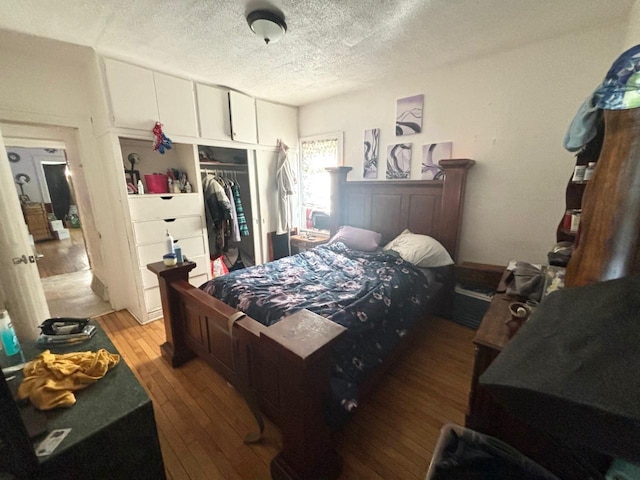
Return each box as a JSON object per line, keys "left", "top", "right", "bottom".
{"left": 144, "top": 174, "right": 169, "bottom": 193}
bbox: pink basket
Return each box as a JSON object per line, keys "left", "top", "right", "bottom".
{"left": 144, "top": 174, "right": 169, "bottom": 194}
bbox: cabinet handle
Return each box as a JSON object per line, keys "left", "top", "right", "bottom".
{"left": 163, "top": 218, "right": 176, "bottom": 222}
{"left": 160, "top": 196, "right": 174, "bottom": 200}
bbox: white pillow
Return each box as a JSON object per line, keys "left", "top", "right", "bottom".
{"left": 383, "top": 229, "right": 453, "bottom": 267}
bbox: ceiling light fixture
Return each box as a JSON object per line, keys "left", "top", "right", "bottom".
{"left": 247, "top": 10, "right": 287, "bottom": 45}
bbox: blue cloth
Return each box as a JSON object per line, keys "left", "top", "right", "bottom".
{"left": 564, "top": 44, "right": 640, "bottom": 152}
{"left": 563, "top": 90, "right": 601, "bottom": 152}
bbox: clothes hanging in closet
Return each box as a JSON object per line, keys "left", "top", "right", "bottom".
{"left": 232, "top": 183, "right": 250, "bottom": 237}
{"left": 202, "top": 173, "right": 232, "bottom": 256}
{"left": 202, "top": 171, "right": 250, "bottom": 257}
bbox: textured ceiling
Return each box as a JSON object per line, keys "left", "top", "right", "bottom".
{"left": 0, "top": 0, "right": 633, "bottom": 106}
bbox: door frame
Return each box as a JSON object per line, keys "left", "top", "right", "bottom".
{"left": 1, "top": 121, "right": 107, "bottom": 304}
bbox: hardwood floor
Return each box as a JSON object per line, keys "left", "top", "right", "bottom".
{"left": 43, "top": 270, "right": 113, "bottom": 318}
{"left": 35, "top": 227, "right": 89, "bottom": 278}
{"left": 97, "top": 311, "right": 475, "bottom": 480}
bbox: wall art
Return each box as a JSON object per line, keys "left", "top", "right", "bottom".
{"left": 396, "top": 94, "right": 423, "bottom": 136}
{"left": 363, "top": 128, "right": 380, "bottom": 178}
{"left": 421, "top": 142, "right": 452, "bottom": 180}
{"left": 386, "top": 143, "right": 412, "bottom": 179}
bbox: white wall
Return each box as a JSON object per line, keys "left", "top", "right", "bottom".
{"left": 0, "top": 31, "right": 125, "bottom": 305}
{"left": 7, "top": 147, "right": 67, "bottom": 203}
{"left": 299, "top": 23, "right": 625, "bottom": 266}
{"left": 626, "top": 0, "right": 640, "bottom": 47}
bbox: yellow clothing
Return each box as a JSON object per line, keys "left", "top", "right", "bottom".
{"left": 17, "top": 349, "right": 120, "bottom": 410}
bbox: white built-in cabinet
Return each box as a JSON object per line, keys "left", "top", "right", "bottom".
{"left": 104, "top": 58, "right": 198, "bottom": 137}
{"left": 228, "top": 91, "right": 258, "bottom": 144}
{"left": 196, "top": 83, "right": 232, "bottom": 141}
{"left": 103, "top": 59, "right": 158, "bottom": 131}
{"left": 97, "top": 55, "right": 300, "bottom": 323}
{"left": 118, "top": 138, "right": 210, "bottom": 323}
{"left": 256, "top": 100, "right": 298, "bottom": 147}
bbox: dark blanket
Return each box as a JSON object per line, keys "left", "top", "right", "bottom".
{"left": 200, "top": 242, "right": 440, "bottom": 413}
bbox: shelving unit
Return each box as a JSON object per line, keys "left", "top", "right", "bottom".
{"left": 556, "top": 124, "right": 604, "bottom": 244}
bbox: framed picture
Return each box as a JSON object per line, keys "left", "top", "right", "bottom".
{"left": 396, "top": 94, "right": 424, "bottom": 136}
{"left": 125, "top": 169, "right": 140, "bottom": 194}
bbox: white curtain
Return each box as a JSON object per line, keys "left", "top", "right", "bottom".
{"left": 276, "top": 140, "right": 296, "bottom": 235}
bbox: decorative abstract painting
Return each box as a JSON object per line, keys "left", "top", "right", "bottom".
{"left": 396, "top": 94, "right": 424, "bottom": 136}
{"left": 421, "top": 142, "right": 452, "bottom": 180}
{"left": 363, "top": 128, "right": 380, "bottom": 178}
{"left": 386, "top": 143, "right": 412, "bottom": 179}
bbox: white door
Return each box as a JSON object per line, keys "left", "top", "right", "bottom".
{"left": 0, "top": 128, "right": 48, "bottom": 342}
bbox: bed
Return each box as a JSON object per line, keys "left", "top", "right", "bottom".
{"left": 148, "top": 159, "right": 474, "bottom": 480}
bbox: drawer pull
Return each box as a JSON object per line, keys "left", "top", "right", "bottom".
{"left": 163, "top": 218, "right": 176, "bottom": 222}
{"left": 160, "top": 196, "right": 174, "bottom": 200}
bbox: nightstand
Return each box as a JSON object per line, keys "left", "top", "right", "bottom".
{"left": 289, "top": 234, "right": 329, "bottom": 255}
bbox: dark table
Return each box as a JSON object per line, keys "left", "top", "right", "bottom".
{"left": 3, "top": 321, "right": 166, "bottom": 480}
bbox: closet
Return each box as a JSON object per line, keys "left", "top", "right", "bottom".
{"left": 199, "top": 146, "right": 257, "bottom": 271}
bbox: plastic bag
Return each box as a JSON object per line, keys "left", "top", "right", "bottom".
{"left": 211, "top": 256, "right": 229, "bottom": 278}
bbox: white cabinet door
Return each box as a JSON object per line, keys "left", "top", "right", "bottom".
{"left": 196, "top": 83, "right": 232, "bottom": 141}
{"left": 253, "top": 149, "right": 279, "bottom": 262}
{"left": 256, "top": 100, "right": 298, "bottom": 147}
{"left": 229, "top": 91, "right": 257, "bottom": 144}
{"left": 154, "top": 72, "right": 198, "bottom": 137}
{"left": 104, "top": 59, "right": 159, "bottom": 130}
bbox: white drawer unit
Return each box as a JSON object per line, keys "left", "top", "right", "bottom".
{"left": 128, "top": 193, "right": 201, "bottom": 221}
{"left": 136, "top": 236, "right": 206, "bottom": 267}
{"left": 133, "top": 216, "right": 204, "bottom": 245}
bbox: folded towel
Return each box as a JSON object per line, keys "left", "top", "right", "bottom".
{"left": 17, "top": 349, "right": 120, "bottom": 410}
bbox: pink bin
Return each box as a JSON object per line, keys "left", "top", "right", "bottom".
{"left": 144, "top": 174, "right": 169, "bottom": 194}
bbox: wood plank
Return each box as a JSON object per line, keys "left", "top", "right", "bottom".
{"left": 97, "top": 311, "right": 475, "bottom": 480}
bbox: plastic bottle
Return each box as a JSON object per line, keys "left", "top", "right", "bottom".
{"left": 165, "top": 229, "right": 175, "bottom": 255}
{"left": 0, "top": 310, "right": 21, "bottom": 356}
{"left": 584, "top": 162, "right": 596, "bottom": 181}
{"left": 137, "top": 179, "right": 145, "bottom": 195}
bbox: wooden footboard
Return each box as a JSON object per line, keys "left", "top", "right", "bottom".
{"left": 148, "top": 261, "right": 346, "bottom": 480}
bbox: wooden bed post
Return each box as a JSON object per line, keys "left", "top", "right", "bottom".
{"left": 147, "top": 261, "right": 197, "bottom": 367}
{"left": 438, "top": 159, "right": 475, "bottom": 262}
{"left": 327, "top": 166, "right": 352, "bottom": 237}
{"left": 260, "top": 309, "right": 346, "bottom": 480}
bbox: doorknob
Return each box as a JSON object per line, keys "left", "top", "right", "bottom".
{"left": 29, "top": 254, "right": 44, "bottom": 263}
{"left": 12, "top": 255, "right": 28, "bottom": 264}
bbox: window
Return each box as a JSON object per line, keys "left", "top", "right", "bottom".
{"left": 298, "top": 132, "right": 343, "bottom": 231}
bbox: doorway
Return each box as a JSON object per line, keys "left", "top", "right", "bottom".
{"left": 4, "top": 136, "right": 112, "bottom": 319}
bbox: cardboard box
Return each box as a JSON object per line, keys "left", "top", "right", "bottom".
{"left": 54, "top": 228, "right": 70, "bottom": 240}
{"left": 49, "top": 220, "right": 64, "bottom": 231}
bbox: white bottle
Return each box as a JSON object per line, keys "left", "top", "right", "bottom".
{"left": 0, "top": 310, "right": 21, "bottom": 356}
{"left": 137, "top": 179, "right": 145, "bottom": 195}
{"left": 165, "top": 229, "right": 175, "bottom": 254}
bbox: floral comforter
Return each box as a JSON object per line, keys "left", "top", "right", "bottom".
{"left": 200, "top": 242, "right": 440, "bottom": 417}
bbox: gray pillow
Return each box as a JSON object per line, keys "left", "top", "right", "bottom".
{"left": 328, "top": 225, "right": 382, "bottom": 252}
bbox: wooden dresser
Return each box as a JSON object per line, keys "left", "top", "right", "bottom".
{"left": 22, "top": 203, "right": 53, "bottom": 242}
{"left": 466, "top": 269, "right": 607, "bottom": 479}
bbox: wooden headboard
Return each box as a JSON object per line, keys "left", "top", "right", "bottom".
{"left": 328, "top": 159, "right": 474, "bottom": 262}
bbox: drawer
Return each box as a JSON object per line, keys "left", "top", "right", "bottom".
{"left": 140, "top": 254, "right": 209, "bottom": 288}
{"left": 144, "top": 273, "right": 208, "bottom": 314}
{"left": 128, "top": 193, "right": 201, "bottom": 221}
{"left": 136, "top": 236, "right": 205, "bottom": 267}
{"left": 133, "top": 216, "right": 204, "bottom": 245}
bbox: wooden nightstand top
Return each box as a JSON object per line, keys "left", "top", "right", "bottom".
{"left": 290, "top": 234, "right": 329, "bottom": 247}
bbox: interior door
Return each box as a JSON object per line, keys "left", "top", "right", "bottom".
{"left": 0, "top": 128, "right": 49, "bottom": 342}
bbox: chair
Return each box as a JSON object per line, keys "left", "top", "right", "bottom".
{"left": 267, "top": 228, "right": 297, "bottom": 262}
